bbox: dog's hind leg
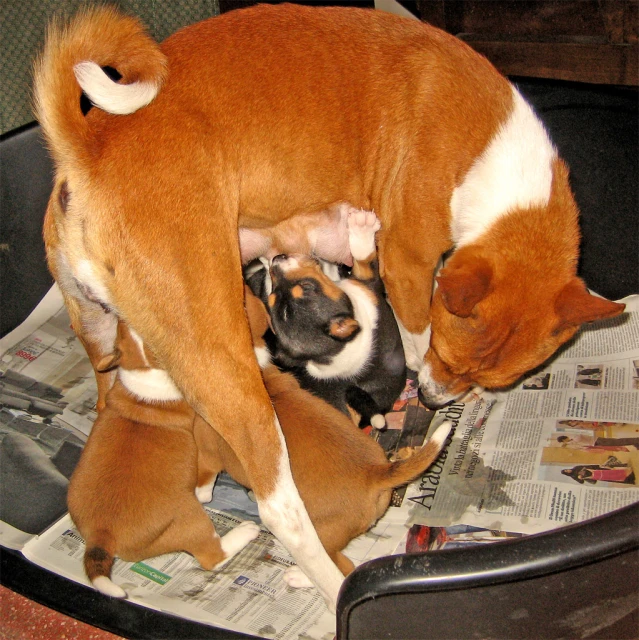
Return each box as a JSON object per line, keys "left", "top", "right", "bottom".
{"left": 43, "top": 205, "right": 117, "bottom": 410}
{"left": 104, "top": 203, "right": 344, "bottom": 610}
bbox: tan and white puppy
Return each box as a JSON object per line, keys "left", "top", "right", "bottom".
{"left": 36, "top": 4, "right": 624, "bottom": 608}
{"left": 68, "top": 321, "right": 260, "bottom": 598}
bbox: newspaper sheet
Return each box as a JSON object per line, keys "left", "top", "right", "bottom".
{"left": 404, "top": 294, "right": 639, "bottom": 535}
{"left": 2, "top": 287, "right": 638, "bottom": 638}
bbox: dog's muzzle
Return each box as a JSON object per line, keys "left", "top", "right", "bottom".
{"left": 417, "top": 361, "right": 465, "bottom": 409}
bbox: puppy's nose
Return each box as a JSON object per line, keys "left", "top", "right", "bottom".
{"left": 271, "top": 254, "right": 288, "bottom": 265}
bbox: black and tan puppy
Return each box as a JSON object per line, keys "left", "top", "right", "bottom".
{"left": 250, "top": 209, "right": 406, "bottom": 429}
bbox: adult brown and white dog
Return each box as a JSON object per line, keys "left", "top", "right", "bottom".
{"left": 35, "top": 4, "right": 624, "bottom": 608}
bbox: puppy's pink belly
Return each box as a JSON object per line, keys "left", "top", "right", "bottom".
{"left": 239, "top": 208, "right": 353, "bottom": 265}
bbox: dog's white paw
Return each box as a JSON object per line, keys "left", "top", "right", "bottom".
{"left": 195, "top": 480, "right": 215, "bottom": 504}
{"left": 348, "top": 209, "right": 381, "bottom": 261}
{"left": 215, "top": 521, "right": 261, "bottom": 568}
{"left": 283, "top": 565, "right": 315, "bottom": 589}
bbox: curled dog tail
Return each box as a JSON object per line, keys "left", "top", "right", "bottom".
{"left": 33, "top": 6, "right": 167, "bottom": 172}
{"left": 83, "top": 531, "right": 127, "bottom": 598}
{"left": 376, "top": 421, "right": 453, "bottom": 490}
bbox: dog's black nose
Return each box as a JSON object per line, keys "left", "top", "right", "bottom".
{"left": 271, "top": 254, "right": 288, "bottom": 264}
{"left": 418, "top": 385, "right": 452, "bottom": 411}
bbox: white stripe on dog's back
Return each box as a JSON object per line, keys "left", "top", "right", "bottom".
{"left": 450, "top": 86, "right": 557, "bottom": 247}
{"left": 74, "top": 61, "right": 160, "bottom": 115}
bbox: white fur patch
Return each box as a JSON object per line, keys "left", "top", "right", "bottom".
{"left": 450, "top": 86, "right": 557, "bottom": 247}
{"left": 306, "top": 279, "right": 378, "bottom": 380}
{"left": 418, "top": 362, "right": 463, "bottom": 407}
{"left": 214, "top": 521, "right": 261, "bottom": 569}
{"left": 371, "top": 414, "right": 386, "bottom": 430}
{"left": 127, "top": 328, "right": 150, "bottom": 366}
{"left": 254, "top": 345, "right": 272, "bottom": 369}
{"left": 75, "top": 259, "right": 113, "bottom": 307}
{"left": 258, "top": 416, "right": 343, "bottom": 611}
{"left": 74, "top": 61, "right": 160, "bottom": 115}
{"left": 319, "top": 260, "right": 341, "bottom": 282}
{"left": 119, "top": 368, "right": 183, "bottom": 402}
{"left": 430, "top": 421, "right": 454, "bottom": 449}
{"left": 195, "top": 476, "right": 217, "bottom": 504}
{"left": 92, "top": 576, "right": 127, "bottom": 598}
{"left": 283, "top": 565, "right": 314, "bottom": 589}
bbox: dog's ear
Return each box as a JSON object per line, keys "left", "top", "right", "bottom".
{"left": 96, "top": 349, "right": 121, "bottom": 372}
{"left": 328, "top": 316, "right": 360, "bottom": 341}
{"left": 437, "top": 256, "right": 493, "bottom": 318}
{"left": 555, "top": 278, "right": 625, "bottom": 329}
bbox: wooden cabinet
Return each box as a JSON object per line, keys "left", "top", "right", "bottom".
{"left": 416, "top": 0, "right": 638, "bottom": 85}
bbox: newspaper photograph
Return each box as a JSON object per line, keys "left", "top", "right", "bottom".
{"left": 1, "top": 286, "right": 638, "bottom": 638}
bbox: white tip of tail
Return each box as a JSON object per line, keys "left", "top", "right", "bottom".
{"left": 92, "top": 576, "right": 127, "bottom": 598}
{"left": 431, "top": 421, "right": 454, "bottom": 448}
{"left": 74, "top": 61, "right": 160, "bottom": 115}
{"left": 370, "top": 414, "right": 386, "bottom": 430}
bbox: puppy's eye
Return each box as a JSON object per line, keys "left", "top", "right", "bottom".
{"left": 299, "top": 280, "right": 317, "bottom": 292}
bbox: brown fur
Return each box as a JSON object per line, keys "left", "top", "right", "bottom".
{"left": 425, "top": 160, "right": 625, "bottom": 398}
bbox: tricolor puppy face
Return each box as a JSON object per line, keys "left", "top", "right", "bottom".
{"left": 268, "top": 254, "right": 360, "bottom": 362}
{"left": 418, "top": 251, "right": 626, "bottom": 408}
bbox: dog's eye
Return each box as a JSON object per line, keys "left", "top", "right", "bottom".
{"left": 298, "top": 280, "right": 317, "bottom": 292}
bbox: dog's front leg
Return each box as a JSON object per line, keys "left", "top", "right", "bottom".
{"left": 378, "top": 210, "right": 450, "bottom": 369}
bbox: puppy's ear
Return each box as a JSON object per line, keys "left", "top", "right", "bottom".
{"left": 329, "top": 316, "right": 360, "bottom": 341}
{"left": 437, "top": 256, "right": 493, "bottom": 318}
{"left": 96, "top": 349, "right": 121, "bottom": 373}
{"left": 555, "top": 278, "right": 625, "bottom": 330}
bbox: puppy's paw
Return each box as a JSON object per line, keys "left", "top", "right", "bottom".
{"left": 217, "top": 520, "right": 261, "bottom": 566}
{"left": 348, "top": 209, "right": 381, "bottom": 261}
{"left": 283, "top": 565, "right": 314, "bottom": 589}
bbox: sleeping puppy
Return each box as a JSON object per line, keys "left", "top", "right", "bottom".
{"left": 196, "top": 289, "right": 452, "bottom": 579}
{"left": 67, "top": 321, "right": 260, "bottom": 598}
{"left": 248, "top": 208, "right": 406, "bottom": 429}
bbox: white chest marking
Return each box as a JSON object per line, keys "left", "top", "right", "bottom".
{"left": 306, "top": 279, "right": 378, "bottom": 380}
{"left": 450, "top": 86, "right": 557, "bottom": 247}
